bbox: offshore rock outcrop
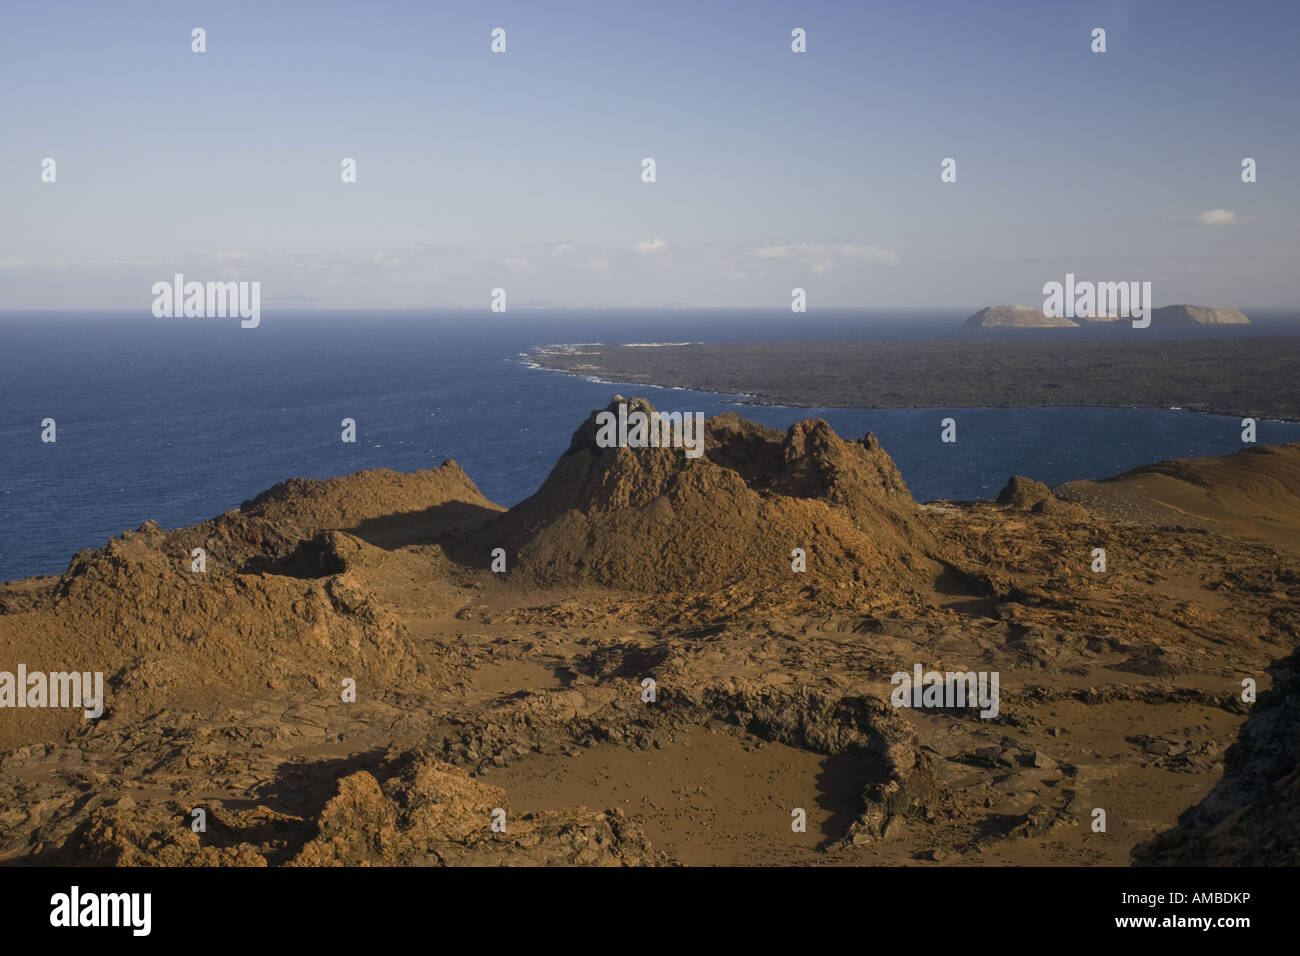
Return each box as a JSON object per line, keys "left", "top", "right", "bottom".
{"left": 1150, "top": 305, "right": 1250, "bottom": 326}
{"left": 963, "top": 306, "right": 1078, "bottom": 328}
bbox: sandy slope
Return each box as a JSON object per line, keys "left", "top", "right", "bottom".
{"left": 1057, "top": 444, "right": 1300, "bottom": 551}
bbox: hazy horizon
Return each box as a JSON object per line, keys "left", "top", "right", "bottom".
{"left": 2, "top": 305, "right": 1298, "bottom": 318}
{"left": 4, "top": 0, "right": 1299, "bottom": 310}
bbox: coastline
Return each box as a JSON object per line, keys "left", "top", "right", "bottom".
{"left": 524, "top": 337, "right": 1300, "bottom": 423}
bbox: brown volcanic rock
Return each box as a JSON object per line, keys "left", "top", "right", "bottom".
{"left": 996, "top": 476, "right": 1090, "bottom": 520}
{"left": 0, "top": 523, "right": 422, "bottom": 749}
{"left": 68, "top": 750, "right": 655, "bottom": 867}
{"left": 166, "top": 461, "right": 502, "bottom": 573}
{"left": 3, "top": 404, "right": 1300, "bottom": 868}
{"left": 469, "top": 397, "right": 941, "bottom": 593}
{"left": 238, "top": 461, "right": 496, "bottom": 537}
{"left": 1029, "top": 495, "right": 1091, "bottom": 521}
{"left": 75, "top": 801, "right": 292, "bottom": 866}
{"left": 1135, "top": 647, "right": 1300, "bottom": 865}
{"left": 0, "top": 463, "right": 502, "bottom": 749}
{"left": 997, "top": 476, "right": 1053, "bottom": 509}
{"left": 287, "top": 751, "right": 654, "bottom": 866}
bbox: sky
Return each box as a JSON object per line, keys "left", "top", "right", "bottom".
{"left": 2, "top": 0, "right": 1298, "bottom": 310}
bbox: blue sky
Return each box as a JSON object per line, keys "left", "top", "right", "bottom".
{"left": 2, "top": 0, "right": 1298, "bottom": 309}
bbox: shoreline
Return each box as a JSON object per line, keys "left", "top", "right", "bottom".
{"left": 524, "top": 337, "right": 1300, "bottom": 424}
{"left": 531, "top": 357, "right": 1300, "bottom": 424}
{"left": 698, "top": 396, "right": 1299, "bottom": 425}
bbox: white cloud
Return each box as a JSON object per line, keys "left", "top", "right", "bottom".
{"left": 1195, "top": 208, "right": 1241, "bottom": 225}
{"left": 0, "top": 236, "right": 911, "bottom": 307}
{"left": 751, "top": 243, "right": 900, "bottom": 269}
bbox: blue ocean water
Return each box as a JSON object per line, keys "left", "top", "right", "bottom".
{"left": 2, "top": 309, "right": 1298, "bottom": 582}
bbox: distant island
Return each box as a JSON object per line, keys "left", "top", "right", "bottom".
{"left": 963, "top": 306, "right": 1078, "bottom": 328}
{"left": 964, "top": 303, "right": 1250, "bottom": 327}
{"left": 1152, "top": 305, "right": 1250, "bottom": 325}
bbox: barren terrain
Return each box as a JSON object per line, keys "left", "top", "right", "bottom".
{"left": 2, "top": 399, "right": 1297, "bottom": 866}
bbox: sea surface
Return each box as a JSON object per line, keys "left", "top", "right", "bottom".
{"left": 3, "top": 308, "right": 1299, "bottom": 582}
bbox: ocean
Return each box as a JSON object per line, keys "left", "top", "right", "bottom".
{"left": 3, "top": 308, "right": 1299, "bottom": 582}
